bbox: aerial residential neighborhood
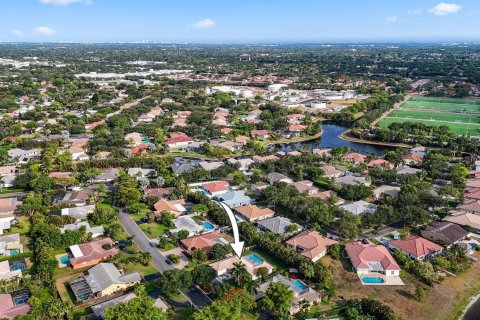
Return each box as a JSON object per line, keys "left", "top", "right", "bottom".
{"left": 0, "top": 1, "right": 480, "bottom": 320}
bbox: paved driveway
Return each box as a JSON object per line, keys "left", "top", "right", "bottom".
{"left": 118, "top": 210, "right": 174, "bottom": 273}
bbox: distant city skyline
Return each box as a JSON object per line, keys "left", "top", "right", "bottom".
{"left": 0, "top": 0, "right": 479, "bottom": 43}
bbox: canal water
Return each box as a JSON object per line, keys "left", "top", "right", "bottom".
{"left": 276, "top": 124, "right": 388, "bottom": 155}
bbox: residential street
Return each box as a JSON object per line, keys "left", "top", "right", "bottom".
{"left": 118, "top": 210, "right": 174, "bottom": 273}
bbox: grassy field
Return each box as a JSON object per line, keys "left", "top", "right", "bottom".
{"left": 379, "top": 96, "right": 480, "bottom": 135}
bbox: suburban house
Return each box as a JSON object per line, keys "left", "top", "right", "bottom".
{"left": 345, "top": 242, "right": 401, "bottom": 281}
{"left": 251, "top": 130, "right": 269, "bottom": 140}
{"left": 255, "top": 275, "right": 321, "bottom": 315}
{"left": 372, "top": 185, "right": 401, "bottom": 200}
{"left": 228, "top": 158, "right": 255, "bottom": 171}
{"left": 154, "top": 199, "right": 187, "bottom": 217}
{"left": 215, "top": 190, "right": 252, "bottom": 208}
{"left": 285, "top": 230, "right": 338, "bottom": 262}
{"left": 92, "top": 168, "right": 120, "bottom": 183}
{"left": 165, "top": 132, "right": 193, "bottom": 149}
{"left": 290, "top": 180, "right": 318, "bottom": 195}
{"left": 0, "top": 260, "right": 22, "bottom": 281}
{"left": 7, "top": 148, "right": 40, "bottom": 163}
{"left": 201, "top": 181, "right": 230, "bottom": 196}
{"left": 170, "top": 215, "right": 203, "bottom": 236}
{"left": 334, "top": 175, "right": 370, "bottom": 187}
{"left": 388, "top": 236, "right": 443, "bottom": 260}
{"left": 59, "top": 191, "right": 92, "bottom": 206}
{"left": 144, "top": 187, "right": 174, "bottom": 200}
{"left": 341, "top": 152, "right": 366, "bottom": 165}
{"left": 257, "top": 216, "right": 298, "bottom": 235}
{"left": 402, "top": 153, "right": 422, "bottom": 165}
{"left": 421, "top": 222, "right": 469, "bottom": 246}
{"left": 124, "top": 132, "right": 143, "bottom": 147}
{"left": 396, "top": 165, "right": 421, "bottom": 175}
{"left": 60, "top": 222, "right": 105, "bottom": 238}
{"left": 409, "top": 146, "right": 427, "bottom": 158}
{"left": 69, "top": 238, "right": 118, "bottom": 269}
{"left": 443, "top": 210, "right": 480, "bottom": 233}
{"left": 267, "top": 172, "right": 293, "bottom": 185}
{"left": 0, "top": 198, "right": 19, "bottom": 216}
{"left": 127, "top": 168, "right": 155, "bottom": 179}
{"left": 0, "top": 214, "right": 15, "bottom": 235}
{"left": 180, "top": 232, "right": 228, "bottom": 253}
{"left": 340, "top": 201, "right": 377, "bottom": 215}
{"left": 234, "top": 205, "right": 275, "bottom": 222}
{"left": 0, "top": 166, "right": 18, "bottom": 188}
{"left": 60, "top": 205, "right": 96, "bottom": 221}
{"left": 0, "top": 292, "right": 31, "bottom": 319}
{"left": 0, "top": 234, "right": 23, "bottom": 257}
{"left": 319, "top": 165, "right": 343, "bottom": 178}
{"left": 252, "top": 155, "right": 280, "bottom": 164}
{"left": 198, "top": 161, "right": 224, "bottom": 171}
{"left": 367, "top": 159, "right": 394, "bottom": 169}
{"left": 69, "top": 263, "right": 140, "bottom": 301}
{"left": 209, "top": 254, "right": 273, "bottom": 280}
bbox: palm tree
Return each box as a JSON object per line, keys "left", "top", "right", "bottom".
{"left": 0, "top": 176, "right": 4, "bottom": 192}
{"left": 243, "top": 278, "right": 259, "bottom": 295}
{"left": 231, "top": 262, "right": 249, "bottom": 287}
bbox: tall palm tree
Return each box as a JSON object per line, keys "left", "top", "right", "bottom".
{"left": 231, "top": 262, "right": 248, "bottom": 287}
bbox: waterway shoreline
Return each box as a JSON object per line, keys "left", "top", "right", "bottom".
{"left": 339, "top": 129, "right": 413, "bottom": 149}
{"left": 458, "top": 292, "right": 480, "bottom": 320}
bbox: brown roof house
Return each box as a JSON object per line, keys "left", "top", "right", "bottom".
{"left": 421, "top": 222, "right": 468, "bottom": 246}
{"left": 69, "top": 238, "right": 118, "bottom": 270}
{"left": 285, "top": 230, "right": 337, "bottom": 262}
{"left": 235, "top": 205, "right": 275, "bottom": 222}
{"left": 154, "top": 199, "right": 187, "bottom": 217}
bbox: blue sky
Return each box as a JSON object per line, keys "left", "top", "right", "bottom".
{"left": 1, "top": 0, "right": 479, "bottom": 42}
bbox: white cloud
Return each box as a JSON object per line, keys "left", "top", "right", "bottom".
{"left": 11, "top": 30, "right": 25, "bottom": 37}
{"left": 385, "top": 16, "right": 398, "bottom": 23}
{"left": 408, "top": 9, "right": 423, "bottom": 15}
{"left": 428, "top": 3, "right": 462, "bottom": 16}
{"left": 39, "top": 0, "right": 92, "bottom": 5}
{"left": 32, "top": 26, "right": 57, "bottom": 36}
{"left": 193, "top": 18, "right": 216, "bottom": 30}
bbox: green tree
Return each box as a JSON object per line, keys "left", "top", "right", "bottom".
{"left": 259, "top": 281, "right": 295, "bottom": 318}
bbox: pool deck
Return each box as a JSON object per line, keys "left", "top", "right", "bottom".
{"left": 358, "top": 273, "right": 404, "bottom": 286}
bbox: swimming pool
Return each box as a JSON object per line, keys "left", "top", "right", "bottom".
{"left": 59, "top": 255, "right": 71, "bottom": 265}
{"left": 14, "top": 297, "right": 29, "bottom": 305}
{"left": 361, "top": 277, "right": 385, "bottom": 284}
{"left": 9, "top": 249, "right": 20, "bottom": 256}
{"left": 11, "top": 264, "right": 25, "bottom": 271}
{"left": 470, "top": 243, "right": 478, "bottom": 250}
{"left": 203, "top": 221, "right": 215, "bottom": 230}
{"left": 247, "top": 253, "right": 264, "bottom": 265}
{"left": 293, "top": 279, "right": 308, "bottom": 290}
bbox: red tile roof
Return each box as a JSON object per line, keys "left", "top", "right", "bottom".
{"left": 69, "top": 238, "right": 117, "bottom": 267}
{"left": 390, "top": 236, "right": 443, "bottom": 258}
{"left": 345, "top": 242, "right": 400, "bottom": 271}
{"left": 180, "top": 232, "right": 223, "bottom": 251}
{"left": 285, "top": 230, "right": 337, "bottom": 260}
{"left": 202, "top": 181, "right": 229, "bottom": 194}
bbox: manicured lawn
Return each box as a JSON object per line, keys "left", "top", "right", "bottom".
{"left": 0, "top": 188, "right": 25, "bottom": 194}
{"left": 139, "top": 222, "right": 170, "bottom": 239}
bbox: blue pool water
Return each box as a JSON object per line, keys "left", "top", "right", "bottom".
{"left": 14, "top": 297, "right": 28, "bottom": 305}
{"left": 203, "top": 221, "right": 215, "bottom": 230}
{"left": 11, "top": 264, "right": 25, "bottom": 271}
{"left": 247, "top": 253, "right": 264, "bottom": 264}
{"left": 293, "top": 279, "right": 308, "bottom": 290}
{"left": 470, "top": 243, "right": 477, "bottom": 250}
{"left": 361, "top": 277, "right": 385, "bottom": 284}
{"left": 9, "top": 249, "right": 20, "bottom": 256}
{"left": 59, "top": 255, "right": 71, "bottom": 265}
{"left": 142, "top": 139, "right": 151, "bottom": 144}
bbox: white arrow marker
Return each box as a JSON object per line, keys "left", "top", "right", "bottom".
{"left": 217, "top": 201, "right": 244, "bottom": 258}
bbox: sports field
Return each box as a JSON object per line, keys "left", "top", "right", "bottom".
{"left": 379, "top": 96, "right": 480, "bottom": 135}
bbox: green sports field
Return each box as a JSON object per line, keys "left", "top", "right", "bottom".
{"left": 379, "top": 96, "right": 480, "bottom": 135}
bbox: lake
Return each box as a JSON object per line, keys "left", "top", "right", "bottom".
{"left": 275, "top": 124, "right": 388, "bottom": 155}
